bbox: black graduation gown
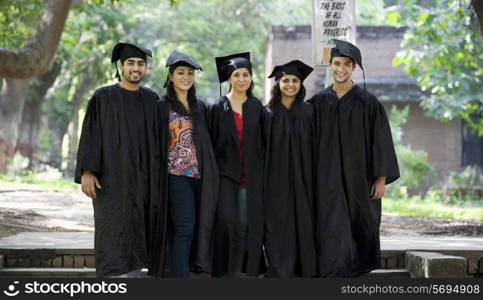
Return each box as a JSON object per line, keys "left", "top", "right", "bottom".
{"left": 75, "top": 84, "right": 166, "bottom": 277}
{"left": 206, "top": 96, "right": 265, "bottom": 276}
{"left": 308, "top": 85, "right": 400, "bottom": 277}
{"left": 157, "top": 96, "right": 219, "bottom": 275}
{"left": 262, "top": 100, "right": 317, "bottom": 278}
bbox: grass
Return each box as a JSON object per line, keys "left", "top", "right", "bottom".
{"left": 383, "top": 196, "right": 483, "bottom": 221}
{"left": 0, "top": 169, "right": 78, "bottom": 191}
{"left": 1, "top": 168, "right": 482, "bottom": 221}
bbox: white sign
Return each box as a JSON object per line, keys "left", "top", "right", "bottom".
{"left": 312, "top": 0, "right": 356, "bottom": 67}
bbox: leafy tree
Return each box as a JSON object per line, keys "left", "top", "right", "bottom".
{"left": 391, "top": 0, "right": 483, "bottom": 135}
{"left": 17, "top": 59, "right": 62, "bottom": 171}
{"left": 0, "top": 0, "right": 74, "bottom": 173}
{"left": 45, "top": 1, "right": 135, "bottom": 176}
{"left": 0, "top": 0, "right": 175, "bottom": 173}
{"left": 0, "top": 0, "right": 44, "bottom": 48}
{"left": 356, "top": 0, "right": 387, "bottom": 25}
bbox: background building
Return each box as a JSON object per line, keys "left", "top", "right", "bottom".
{"left": 265, "top": 25, "right": 481, "bottom": 177}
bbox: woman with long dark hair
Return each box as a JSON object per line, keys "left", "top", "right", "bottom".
{"left": 157, "top": 51, "right": 218, "bottom": 278}
{"left": 262, "top": 60, "right": 317, "bottom": 278}
{"left": 207, "top": 52, "right": 265, "bottom": 278}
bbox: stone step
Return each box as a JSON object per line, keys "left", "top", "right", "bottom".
{"left": 364, "top": 268, "right": 410, "bottom": 278}
{"left": 405, "top": 251, "right": 467, "bottom": 278}
{"left": 0, "top": 268, "right": 97, "bottom": 278}
{"left": 0, "top": 268, "right": 409, "bottom": 278}
{"left": 2, "top": 232, "right": 483, "bottom": 273}
{"left": 0, "top": 268, "right": 213, "bottom": 278}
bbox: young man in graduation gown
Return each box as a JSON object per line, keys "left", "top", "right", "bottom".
{"left": 75, "top": 43, "right": 167, "bottom": 278}
{"left": 308, "top": 39, "right": 400, "bottom": 277}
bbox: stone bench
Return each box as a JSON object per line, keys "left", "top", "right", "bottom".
{"left": 405, "top": 251, "right": 467, "bottom": 278}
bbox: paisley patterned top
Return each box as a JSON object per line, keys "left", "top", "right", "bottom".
{"left": 167, "top": 108, "right": 200, "bottom": 178}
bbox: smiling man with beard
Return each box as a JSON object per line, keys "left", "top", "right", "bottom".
{"left": 75, "top": 42, "right": 167, "bottom": 278}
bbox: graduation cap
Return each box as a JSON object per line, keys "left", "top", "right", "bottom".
{"left": 165, "top": 51, "right": 203, "bottom": 70}
{"left": 164, "top": 51, "right": 203, "bottom": 87}
{"left": 330, "top": 39, "right": 365, "bottom": 89}
{"left": 111, "top": 42, "right": 152, "bottom": 81}
{"left": 268, "top": 60, "right": 314, "bottom": 82}
{"left": 215, "top": 52, "right": 251, "bottom": 96}
{"left": 330, "top": 39, "right": 363, "bottom": 70}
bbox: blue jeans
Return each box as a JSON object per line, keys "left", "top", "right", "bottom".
{"left": 168, "top": 174, "right": 199, "bottom": 278}
{"left": 232, "top": 189, "right": 247, "bottom": 277}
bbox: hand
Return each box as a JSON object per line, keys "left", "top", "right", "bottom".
{"left": 81, "top": 171, "right": 102, "bottom": 199}
{"left": 370, "top": 176, "right": 386, "bottom": 200}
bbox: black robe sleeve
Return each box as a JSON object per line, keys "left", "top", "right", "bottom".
{"left": 192, "top": 100, "right": 220, "bottom": 273}
{"left": 74, "top": 93, "right": 102, "bottom": 183}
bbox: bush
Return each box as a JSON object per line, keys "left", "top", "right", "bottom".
{"left": 386, "top": 105, "right": 436, "bottom": 198}
{"left": 433, "top": 166, "right": 482, "bottom": 205}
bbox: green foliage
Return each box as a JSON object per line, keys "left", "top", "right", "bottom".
{"left": 434, "top": 166, "right": 482, "bottom": 204}
{"left": 394, "top": 145, "right": 435, "bottom": 193}
{"left": 386, "top": 105, "right": 436, "bottom": 198}
{"left": 0, "top": 0, "right": 43, "bottom": 48}
{"left": 87, "top": 0, "right": 121, "bottom": 3}
{"left": 44, "top": 1, "right": 132, "bottom": 146}
{"left": 104, "top": 0, "right": 416, "bottom": 99}
{"left": 38, "top": 128, "right": 52, "bottom": 159}
{"left": 382, "top": 195, "right": 483, "bottom": 220}
{"left": 118, "top": 0, "right": 314, "bottom": 99}
{"left": 356, "top": 0, "right": 387, "bottom": 25}
{"left": 0, "top": 168, "right": 78, "bottom": 191}
{"left": 447, "top": 166, "right": 481, "bottom": 194}
{"left": 392, "top": 0, "right": 483, "bottom": 135}
{"left": 384, "top": 106, "right": 481, "bottom": 219}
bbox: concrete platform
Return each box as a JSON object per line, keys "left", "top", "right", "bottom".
{"left": 0, "top": 232, "right": 481, "bottom": 277}
{"left": 0, "top": 232, "right": 482, "bottom": 251}
{"left": 0, "top": 268, "right": 410, "bottom": 278}
{"left": 381, "top": 236, "right": 483, "bottom": 251}
{"left": 0, "top": 232, "right": 93, "bottom": 249}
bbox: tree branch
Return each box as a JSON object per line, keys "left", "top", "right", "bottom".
{"left": 0, "top": 0, "right": 74, "bottom": 78}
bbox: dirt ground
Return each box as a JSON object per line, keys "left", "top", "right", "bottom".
{"left": 0, "top": 183, "right": 482, "bottom": 238}
{"left": 0, "top": 183, "right": 93, "bottom": 238}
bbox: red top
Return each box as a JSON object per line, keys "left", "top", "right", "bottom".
{"left": 232, "top": 111, "right": 246, "bottom": 188}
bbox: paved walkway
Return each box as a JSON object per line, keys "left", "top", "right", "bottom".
{"left": 0, "top": 232, "right": 482, "bottom": 250}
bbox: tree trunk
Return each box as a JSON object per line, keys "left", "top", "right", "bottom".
{"left": 0, "top": 78, "right": 30, "bottom": 173}
{"left": 17, "top": 60, "right": 62, "bottom": 170}
{"left": 47, "top": 123, "right": 66, "bottom": 169}
{"left": 64, "top": 109, "right": 80, "bottom": 178}
{"left": 0, "top": 0, "right": 74, "bottom": 173}
{"left": 473, "top": 0, "right": 483, "bottom": 34}
{"left": 63, "top": 75, "right": 95, "bottom": 178}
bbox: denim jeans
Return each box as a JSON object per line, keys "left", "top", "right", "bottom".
{"left": 231, "top": 189, "right": 247, "bottom": 277}
{"left": 168, "top": 174, "right": 199, "bottom": 278}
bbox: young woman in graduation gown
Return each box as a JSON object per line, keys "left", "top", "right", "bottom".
{"left": 206, "top": 52, "right": 265, "bottom": 278}
{"left": 152, "top": 51, "right": 219, "bottom": 278}
{"left": 262, "top": 60, "right": 317, "bottom": 278}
